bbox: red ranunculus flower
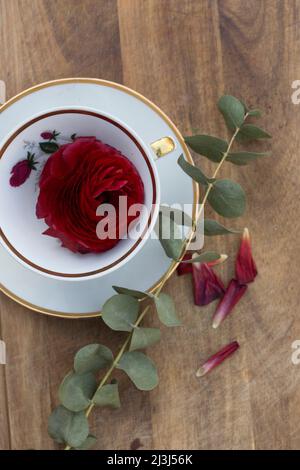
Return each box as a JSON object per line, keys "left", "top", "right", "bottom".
{"left": 36, "top": 137, "right": 144, "bottom": 254}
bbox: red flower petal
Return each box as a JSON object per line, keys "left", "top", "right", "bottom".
{"left": 36, "top": 137, "right": 144, "bottom": 254}
{"left": 196, "top": 341, "right": 240, "bottom": 377}
{"left": 192, "top": 263, "right": 225, "bottom": 306}
{"left": 176, "top": 254, "right": 192, "bottom": 275}
{"left": 212, "top": 279, "right": 247, "bottom": 328}
{"left": 10, "top": 160, "right": 32, "bottom": 187}
{"left": 235, "top": 228, "right": 257, "bottom": 284}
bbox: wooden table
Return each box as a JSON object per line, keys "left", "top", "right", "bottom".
{"left": 0, "top": 0, "right": 299, "bottom": 450}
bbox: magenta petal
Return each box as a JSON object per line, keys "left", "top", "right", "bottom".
{"left": 193, "top": 263, "right": 225, "bottom": 306}
{"left": 235, "top": 228, "right": 257, "bottom": 284}
{"left": 41, "top": 131, "right": 54, "bottom": 140}
{"left": 177, "top": 254, "right": 193, "bottom": 276}
{"left": 196, "top": 341, "right": 240, "bottom": 377}
{"left": 212, "top": 279, "right": 247, "bottom": 328}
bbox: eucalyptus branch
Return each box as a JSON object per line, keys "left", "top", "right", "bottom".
{"left": 48, "top": 95, "right": 271, "bottom": 451}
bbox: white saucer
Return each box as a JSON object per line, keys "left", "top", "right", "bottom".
{"left": 0, "top": 79, "right": 197, "bottom": 318}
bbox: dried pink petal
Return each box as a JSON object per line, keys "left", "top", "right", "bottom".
{"left": 193, "top": 263, "right": 225, "bottom": 306}
{"left": 235, "top": 228, "right": 257, "bottom": 284}
{"left": 176, "top": 254, "right": 192, "bottom": 276}
{"left": 207, "top": 254, "right": 228, "bottom": 267}
{"left": 212, "top": 279, "right": 247, "bottom": 328}
{"left": 196, "top": 341, "right": 240, "bottom": 377}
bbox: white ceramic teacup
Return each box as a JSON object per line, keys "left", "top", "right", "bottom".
{"left": 0, "top": 106, "right": 170, "bottom": 280}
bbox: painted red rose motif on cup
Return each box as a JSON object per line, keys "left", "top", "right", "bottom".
{"left": 35, "top": 137, "right": 144, "bottom": 254}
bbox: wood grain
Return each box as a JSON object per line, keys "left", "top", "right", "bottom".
{"left": 0, "top": 0, "right": 299, "bottom": 449}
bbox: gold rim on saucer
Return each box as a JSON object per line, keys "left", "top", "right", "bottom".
{"left": 0, "top": 78, "right": 199, "bottom": 319}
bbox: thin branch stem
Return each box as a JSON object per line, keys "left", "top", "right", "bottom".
{"left": 64, "top": 114, "right": 248, "bottom": 450}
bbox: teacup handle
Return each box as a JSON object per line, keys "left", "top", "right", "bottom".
{"left": 151, "top": 136, "right": 176, "bottom": 160}
{"left": 0, "top": 81, "right": 6, "bottom": 105}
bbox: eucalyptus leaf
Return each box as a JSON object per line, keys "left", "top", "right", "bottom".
{"left": 117, "top": 351, "right": 158, "bottom": 391}
{"left": 181, "top": 251, "right": 221, "bottom": 263}
{"left": 48, "top": 405, "right": 89, "bottom": 448}
{"left": 227, "top": 151, "right": 271, "bottom": 165}
{"left": 218, "top": 95, "right": 245, "bottom": 130}
{"left": 159, "top": 204, "right": 193, "bottom": 227}
{"left": 74, "top": 344, "right": 113, "bottom": 374}
{"left": 39, "top": 141, "right": 59, "bottom": 153}
{"left": 154, "top": 293, "right": 181, "bottom": 327}
{"left": 157, "top": 211, "right": 184, "bottom": 260}
{"left": 208, "top": 179, "right": 246, "bottom": 218}
{"left": 204, "top": 219, "right": 240, "bottom": 236}
{"left": 102, "top": 294, "right": 139, "bottom": 332}
{"left": 177, "top": 154, "right": 214, "bottom": 185}
{"left": 184, "top": 135, "right": 227, "bottom": 163}
{"left": 248, "top": 109, "right": 262, "bottom": 117}
{"left": 75, "top": 434, "right": 97, "bottom": 450}
{"left": 130, "top": 327, "right": 161, "bottom": 351}
{"left": 93, "top": 383, "right": 121, "bottom": 409}
{"left": 59, "top": 372, "right": 97, "bottom": 412}
{"left": 112, "top": 286, "right": 150, "bottom": 300}
{"left": 238, "top": 124, "right": 271, "bottom": 140}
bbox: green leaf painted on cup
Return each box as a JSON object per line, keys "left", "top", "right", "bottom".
{"left": 39, "top": 142, "right": 59, "bottom": 153}
{"left": 74, "top": 344, "right": 113, "bottom": 375}
{"left": 208, "top": 179, "right": 246, "bottom": 218}
{"left": 93, "top": 383, "right": 121, "bottom": 409}
{"left": 48, "top": 405, "right": 89, "bottom": 448}
{"left": 102, "top": 294, "right": 139, "bottom": 332}
{"left": 154, "top": 293, "right": 181, "bottom": 327}
{"left": 184, "top": 135, "right": 227, "bottom": 162}
{"left": 117, "top": 351, "right": 158, "bottom": 391}
{"left": 58, "top": 372, "right": 97, "bottom": 412}
{"left": 129, "top": 327, "right": 161, "bottom": 351}
{"left": 218, "top": 95, "right": 245, "bottom": 130}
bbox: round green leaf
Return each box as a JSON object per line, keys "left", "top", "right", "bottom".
{"left": 112, "top": 286, "right": 149, "bottom": 300}
{"left": 208, "top": 179, "right": 246, "bottom": 218}
{"left": 154, "top": 293, "right": 181, "bottom": 327}
{"left": 75, "top": 434, "right": 97, "bottom": 450}
{"left": 102, "top": 294, "right": 139, "bottom": 331}
{"left": 156, "top": 212, "right": 184, "bottom": 260}
{"left": 184, "top": 135, "right": 227, "bottom": 162}
{"left": 181, "top": 251, "right": 221, "bottom": 263}
{"left": 130, "top": 327, "right": 161, "bottom": 351}
{"left": 59, "top": 372, "right": 97, "bottom": 412}
{"left": 177, "top": 154, "right": 214, "bottom": 186}
{"left": 218, "top": 95, "right": 245, "bottom": 130}
{"left": 117, "top": 351, "right": 158, "bottom": 391}
{"left": 74, "top": 344, "right": 113, "bottom": 374}
{"left": 227, "top": 151, "right": 271, "bottom": 166}
{"left": 48, "top": 405, "right": 89, "bottom": 448}
{"left": 204, "top": 219, "right": 240, "bottom": 236}
{"left": 237, "top": 124, "right": 271, "bottom": 140}
{"left": 93, "top": 383, "right": 121, "bottom": 409}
